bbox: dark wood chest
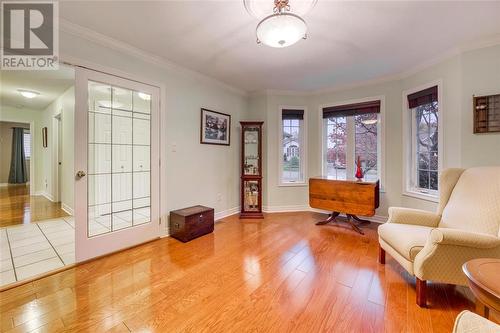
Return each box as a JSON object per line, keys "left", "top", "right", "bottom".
{"left": 169, "top": 205, "right": 214, "bottom": 242}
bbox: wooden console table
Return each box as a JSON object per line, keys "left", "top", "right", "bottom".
{"left": 463, "top": 258, "right": 500, "bottom": 319}
{"left": 309, "top": 177, "right": 379, "bottom": 235}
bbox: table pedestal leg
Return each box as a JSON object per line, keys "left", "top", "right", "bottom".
{"left": 315, "top": 212, "right": 340, "bottom": 225}
{"left": 316, "top": 212, "right": 371, "bottom": 235}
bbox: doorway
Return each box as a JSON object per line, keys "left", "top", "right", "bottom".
{"left": 74, "top": 67, "right": 161, "bottom": 262}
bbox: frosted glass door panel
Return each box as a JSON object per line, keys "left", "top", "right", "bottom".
{"left": 133, "top": 146, "right": 150, "bottom": 172}
{"left": 88, "top": 144, "right": 111, "bottom": 174}
{"left": 87, "top": 80, "right": 151, "bottom": 237}
{"left": 88, "top": 113, "right": 111, "bottom": 143}
{"left": 133, "top": 118, "right": 150, "bottom": 145}
{"left": 112, "top": 145, "right": 132, "bottom": 173}
{"left": 112, "top": 116, "right": 132, "bottom": 145}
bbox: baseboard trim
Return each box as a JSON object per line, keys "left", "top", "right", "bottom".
{"left": 61, "top": 203, "right": 74, "bottom": 216}
{"left": 263, "top": 205, "right": 310, "bottom": 213}
{"left": 215, "top": 206, "right": 240, "bottom": 221}
{"left": 266, "top": 205, "right": 388, "bottom": 223}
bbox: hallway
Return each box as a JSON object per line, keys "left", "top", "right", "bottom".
{"left": 0, "top": 186, "right": 68, "bottom": 227}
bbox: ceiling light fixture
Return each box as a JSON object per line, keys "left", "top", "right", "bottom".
{"left": 245, "top": 0, "right": 317, "bottom": 48}
{"left": 18, "top": 89, "right": 40, "bottom": 99}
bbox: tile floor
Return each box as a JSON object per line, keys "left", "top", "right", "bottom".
{"left": 0, "top": 209, "right": 151, "bottom": 288}
{"left": 0, "top": 216, "right": 75, "bottom": 287}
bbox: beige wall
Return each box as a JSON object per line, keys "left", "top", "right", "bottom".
{"left": 257, "top": 44, "right": 500, "bottom": 217}
{"left": 59, "top": 30, "right": 248, "bottom": 231}
{"left": 0, "top": 121, "right": 30, "bottom": 184}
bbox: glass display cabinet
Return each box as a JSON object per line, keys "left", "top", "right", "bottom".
{"left": 240, "top": 121, "right": 264, "bottom": 219}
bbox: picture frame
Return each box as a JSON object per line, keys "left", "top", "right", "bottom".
{"left": 200, "top": 108, "right": 231, "bottom": 146}
{"left": 42, "top": 127, "right": 48, "bottom": 148}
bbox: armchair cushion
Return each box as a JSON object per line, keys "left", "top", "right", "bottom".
{"left": 387, "top": 207, "right": 440, "bottom": 227}
{"left": 378, "top": 223, "right": 433, "bottom": 261}
{"left": 452, "top": 310, "right": 500, "bottom": 333}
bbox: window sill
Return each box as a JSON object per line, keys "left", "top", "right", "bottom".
{"left": 278, "top": 182, "right": 308, "bottom": 187}
{"left": 402, "top": 190, "right": 439, "bottom": 203}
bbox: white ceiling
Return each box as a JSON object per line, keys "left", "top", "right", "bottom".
{"left": 59, "top": 1, "right": 500, "bottom": 92}
{"left": 1, "top": 67, "right": 74, "bottom": 110}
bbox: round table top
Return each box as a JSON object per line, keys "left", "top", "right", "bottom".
{"left": 463, "top": 258, "right": 500, "bottom": 300}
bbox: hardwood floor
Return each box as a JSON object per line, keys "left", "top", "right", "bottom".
{"left": 0, "top": 212, "right": 495, "bottom": 332}
{"left": 0, "top": 185, "right": 68, "bottom": 227}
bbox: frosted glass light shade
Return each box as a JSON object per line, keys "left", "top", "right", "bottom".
{"left": 256, "top": 13, "right": 307, "bottom": 48}
{"left": 244, "top": 0, "right": 317, "bottom": 19}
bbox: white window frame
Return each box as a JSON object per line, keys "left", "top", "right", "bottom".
{"left": 319, "top": 96, "right": 386, "bottom": 190}
{"left": 402, "top": 80, "right": 443, "bottom": 202}
{"left": 278, "top": 106, "right": 307, "bottom": 186}
{"left": 23, "top": 129, "right": 31, "bottom": 159}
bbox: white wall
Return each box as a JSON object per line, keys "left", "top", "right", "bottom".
{"left": 58, "top": 29, "right": 248, "bottom": 231}
{"left": 40, "top": 86, "right": 75, "bottom": 212}
{"left": 258, "top": 44, "right": 500, "bottom": 217}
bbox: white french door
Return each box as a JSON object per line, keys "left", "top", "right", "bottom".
{"left": 74, "top": 67, "right": 160, "bottom": 262}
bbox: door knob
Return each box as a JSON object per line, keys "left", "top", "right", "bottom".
{"left": 76, "top": 170, "right": 86, "bottom": 179}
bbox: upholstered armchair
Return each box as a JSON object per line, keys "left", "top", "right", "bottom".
{"left": 378, "top": 167, "right": 500, "bottom": 307}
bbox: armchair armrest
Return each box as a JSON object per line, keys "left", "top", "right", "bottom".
{"left": 414, "top": 228, "right": 500, "bottom": 285}
{"left": 387, "top": 207, "right": 441, "bottom": 227}
{"left": 429, "top": 228, "right": 500, "bottom": 249}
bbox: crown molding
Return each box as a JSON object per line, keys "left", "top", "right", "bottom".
{"left": 58, "top": 19, "right": 500, "bottom": 98}
{"left": 59, "top": 19, "right": 248, "bottom": 97}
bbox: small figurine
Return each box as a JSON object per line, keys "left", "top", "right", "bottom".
{"left": 355, "top": 156, "right": 364, "bottom": 180}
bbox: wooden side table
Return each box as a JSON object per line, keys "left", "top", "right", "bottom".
{"left": 309, "top": 177, "right": 379, "bottom": 235}
{"left": 463, "top": 258, "right": 500, "bottom": 319}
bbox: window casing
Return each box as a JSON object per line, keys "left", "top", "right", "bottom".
{"left": 404, "top": 84, "right": 441, "bottom": 200}
{"left": 322, "top": 100, "right": 381, "bottom": 182}
{"left": 279, "top": 108, "right": 306, "bottom": 185}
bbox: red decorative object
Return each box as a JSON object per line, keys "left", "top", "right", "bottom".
{"left": 355, "top": 156, "right": 364, "bottom": 180}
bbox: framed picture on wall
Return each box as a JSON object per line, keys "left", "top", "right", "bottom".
{"left": 42, "top": 127, "right": 48, "bottom": 148}
{"left": 200, "top": 108, "right": 231, "bottom": 146}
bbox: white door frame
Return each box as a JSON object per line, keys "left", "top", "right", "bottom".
{"left": 62, "top": 54, "right": 168, "bottom": 238}
{"left": 74, "top": 66, "right": 161, "bottom": 262}
{"left": 52, "top": 113, "right": 62, "bottom": 202}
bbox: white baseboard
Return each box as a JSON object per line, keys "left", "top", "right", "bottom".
{"left": 34, "top": 191, "right": 55, "bottom": 202}
{"left": 266, "top": 205, "right": 388, "bottom": 223}
{"left": 160, "top": 204, "right": 387, "bottom": 239}
{"left": 215, "top": 206, "right": 240, "bottom": 221}
{"left": 61, "top": 203, "right": 74, "bottom": 216}
{"left": 263, "top": 205, "right": 310, "bottom": 213}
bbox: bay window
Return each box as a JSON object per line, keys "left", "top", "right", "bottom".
{"left": 322, "top": 100, "right": 381, "bottom": 182}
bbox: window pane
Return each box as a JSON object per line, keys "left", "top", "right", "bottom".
{"left": 430, "top": 172, "right": 438, "bottom": 191}
{"left": 418, "top": 170, "right": 429, "bottom": 189}
{"left": 413, "top": 101, "right": 439, "bottom": 192}
{"left": 325, "top": 117, "right": 347, "bottom": 180}
{"left": 355, "top": 114, "right": 378, "bottom": 181}
{"left": 282, "top": 118, "right": 303, "bottom": 183}
{"left": 23, "top": 131, "right": 31, "bottom": 158}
